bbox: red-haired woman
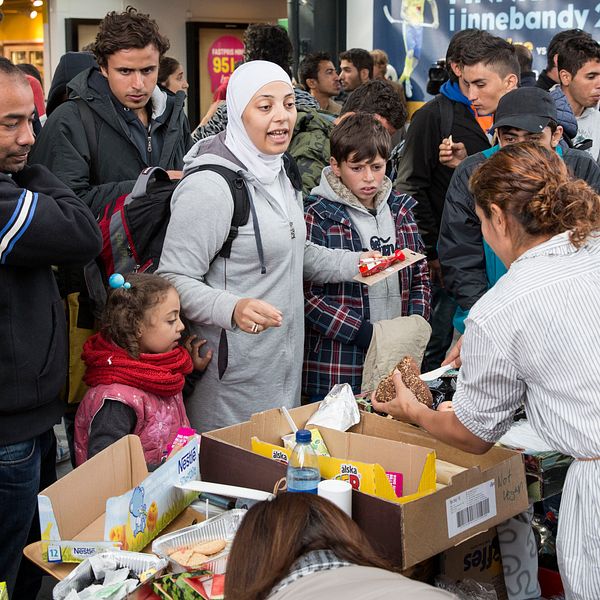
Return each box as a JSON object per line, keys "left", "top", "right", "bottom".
{"left": 373, "top": 142, "right": 600, "bottom": 600}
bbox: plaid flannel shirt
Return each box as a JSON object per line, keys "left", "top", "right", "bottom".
{"left": 302, "top": 190, "right": 430, "bottom": 396}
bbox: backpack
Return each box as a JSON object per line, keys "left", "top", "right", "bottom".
{"left": 86, "top": 154, "right": 303, "bottom": 310}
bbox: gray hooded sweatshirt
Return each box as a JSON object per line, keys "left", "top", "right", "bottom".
{"left": 311, "top": 168, "right": 402, "bottom": 324}
{"left": 157, "top": 132, "right": 360, "bottom": 432}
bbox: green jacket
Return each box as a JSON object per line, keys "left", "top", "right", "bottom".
{"left": 30, "top": 68, "right": 192, "bottom": 217}
{"left": 288, "top": 107, "right": 334, "bottom": 196}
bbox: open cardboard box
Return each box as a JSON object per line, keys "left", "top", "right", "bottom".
{"left": 252, "top": 420, "right": 437, "bottom": 503}
{"left": 200, "top": 403, "right": 529, "bottom": 569}
{"left": 36, "top": 435, "right": 199, "bottom": 564}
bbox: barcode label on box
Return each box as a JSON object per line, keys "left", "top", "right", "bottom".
{"left": 446, "top": 479, "right": 497, "bottom": 538}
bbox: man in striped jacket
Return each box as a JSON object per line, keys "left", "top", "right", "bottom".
{"left": 0, "top": 58, "right": 101, "bottom": 598}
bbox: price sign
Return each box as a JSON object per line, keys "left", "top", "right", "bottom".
{"left": 207, "top": 35, "right": 244, "bottom": 93}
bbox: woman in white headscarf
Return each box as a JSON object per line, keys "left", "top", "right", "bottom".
{"left": 158, "top": 61, "right": 373, "bottom": 432}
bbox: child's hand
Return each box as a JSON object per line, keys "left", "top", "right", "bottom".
{"left": 184, "top": 335, "right": 213, "bottom": 372}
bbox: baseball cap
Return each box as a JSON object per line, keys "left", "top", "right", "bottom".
{"left": 493, "top": 87, "right": 557, "bottom": 133}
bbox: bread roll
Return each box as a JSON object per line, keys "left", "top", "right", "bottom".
{"left": 374, "top": 356, "right": 433, "bottom": 408}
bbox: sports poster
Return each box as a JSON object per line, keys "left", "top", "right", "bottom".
{"left": 373, "top": 0, "right": 600, "bottom": 103}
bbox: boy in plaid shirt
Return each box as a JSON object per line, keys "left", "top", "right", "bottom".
{"left": 303, "top": 113, "right": 430, "bottom": 400}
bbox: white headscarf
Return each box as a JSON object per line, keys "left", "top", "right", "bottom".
{"left": 225, "top": 60, "right": 294, "bottom": 185}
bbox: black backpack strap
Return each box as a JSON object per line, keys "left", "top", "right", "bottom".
{"left": 74, "top": 98, "right": 100, "bottom": 185}
{"left": 184, "top": 164, "right": 250, "bottom": 259}
{"left": 437, "top": 94, "right": 454, "bottom": 140}
{"left": 283, "top": 152, "right": 303, "bottom": 193}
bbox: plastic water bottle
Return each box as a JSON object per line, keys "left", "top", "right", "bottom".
{"left": 286, "top": 429, "right": 320, "bottom": 494}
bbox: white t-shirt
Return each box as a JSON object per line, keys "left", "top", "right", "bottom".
{"left": 574, "top": 106, "right": 600, "bottom": 161}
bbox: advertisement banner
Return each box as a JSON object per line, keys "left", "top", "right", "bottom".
{"left": 207, "top": 35, "right": 244, "bottom": 94}
{"left": 373, "top": 0, "right": 600, "bottom": 104}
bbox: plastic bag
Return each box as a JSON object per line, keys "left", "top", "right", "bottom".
{"left": 434, "top": 576, "right": 498, "bottom": 600}
{"left": 305, "top": 383, "right": 360, "bottom": 432}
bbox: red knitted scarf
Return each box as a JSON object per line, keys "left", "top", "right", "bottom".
{"left": 83, "top": 333, "right": 193, "bottom": 396}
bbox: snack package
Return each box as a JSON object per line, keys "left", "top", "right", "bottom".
{"left": 281, "top": 428, "right": 331, "bottom": 456}
{"left": 166, "top": 427, "right": 197, "bottom": 458}
{"left": 359, "top": 249, "right": 405, "bottom": 277}
{"left": 0, "top": 582, "right": 7, "bottom": 600}
{"left": 305, "top": 383, "right": 360, "bottom": 432}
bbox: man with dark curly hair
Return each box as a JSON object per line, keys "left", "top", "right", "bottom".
{"left": 299, "top": 51, "right": 341, "bottom": 115}
{"left": 30, "top": 6, "right": 191, "bottom": 217}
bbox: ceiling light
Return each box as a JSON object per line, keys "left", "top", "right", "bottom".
{"left": 30, "top": 9, "right": 37, "bottom": 18}
{"left": 0, "top": 0, "right": 4, "bottom": 6}
{"left": 33, "top": 0, "right": 43, "bottom": 6}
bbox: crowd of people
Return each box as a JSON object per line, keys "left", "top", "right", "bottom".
{"left": 1, "top": 6, "right": 600, "bottom": 600}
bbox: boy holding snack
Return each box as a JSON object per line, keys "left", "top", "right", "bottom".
{"left": 302, "top": 113, "right": 430, "bottom": 401}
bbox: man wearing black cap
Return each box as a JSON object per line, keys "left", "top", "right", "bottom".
{"left": 438, "top": 86, "right": 600, "bottom": 332}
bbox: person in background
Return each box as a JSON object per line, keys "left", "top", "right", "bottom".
{"left": 536, "top": 29, "right": 592, "bottom": 92}
{"left": 514, "top": 44, "right": 536, "bottom": 87}
{"left": 374, "top": 142, "right": 600, "bottom": 600}
{"left": 395, "top": 30, "right": 518, "bottom": 372}
{"left": 74, "top": 273, "right": 211, "bottom": 468}
{"left": 0, "top": 57, "right": 102, "bottom": 600}
{"left": 193, "top": 23, "right": 319, "bottom": 141}
{"left": 303, "top": 113, "right": 430, "bottom": 401}
{"left": 225, "top": 493, "right": 456, "bottom": 600}
{"left": 338, "top": 48, "right": 373, "bottom": 94}
{"left": 44, "top": 51, "right": 98, "bottom": 116}
{"left": 158, "top": 56, "right": 189, "bottom": 95}
{"left": 438, "top": 86, "right": 600, "bottom": 334}
{"left": 298, "top": 51, "right": 341, "bottom": 115}
{"left": 157, "top": 61, "right": 379, "bottom": 433}
{"left": 558, "top": 35, "right": 600, "bottom": 161}
{"left": 370, "top": 49, "right": 389, "bottom": 80}
{"left": 289, "top": 78, "right": 408, "bottom": 196}
{"left": 30, "top": 7, "right": 191, "bottom": 216}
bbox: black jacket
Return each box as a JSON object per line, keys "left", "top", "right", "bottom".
{"left": 438, "top": 146, "right": 600, "bottom": 311}
{"left": 0, "top": 165, "right": 102, "bottom": 444}
{"left": 30, "top": 67, "right": 192, "bottom": 217}
{"left": 394, "top": 95, "right": 490, "bottom": 260}
{"left": 536, "top": 69, "right": 558, "bottom": 92}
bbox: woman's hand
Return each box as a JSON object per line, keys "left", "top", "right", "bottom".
{"left": 442, "top": 336, "right": 463, "bottom": 368}
{"left": 233, "top": 298, "right": 283, "bottom": 334}
{"left": 184, "top": 335, "right": 213, "bottom": 371}
{"left": 371, "top": 370, "right": 424, "bottom": 423}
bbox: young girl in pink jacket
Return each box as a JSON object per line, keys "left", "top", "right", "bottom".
{"left": 74, "top": 273, "right": 211, "bottom": 468}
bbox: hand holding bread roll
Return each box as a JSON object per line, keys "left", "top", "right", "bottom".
{"left": 374, "top": 356, "right": 433, "bottom": 408}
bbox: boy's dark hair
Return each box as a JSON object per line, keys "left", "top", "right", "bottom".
{"left": 558, "top": 36, "right": 600, "bottom": 77}
{"left": 546, "top": 29, "right": 592, "bottom": 71}
{"left": 331, "top": 112, "right": 391, "bottom": 165}
{"left": 94, "top": 6, "right": 170, "bottom": 69}
{"left": 461, "top": 34, "right": 520, "bottom": 81}
{"left": 243, "top": 23, "right": 293, "bottom": 78}
{"left": 298, "top": 51, "right": 332, "bottom": 89}
{"left": 158, "top": 56, "right": 180, "bottom": 86}
{"left": 514, "top": 44, "right": 533, "bottom": 73}
{"left": 341, "top": 79, "right": 408, "bottom": 131}
{"left": 339, "top": 48, "right": 374, "bottom": 79}
{"left": 102, "top": 273, "right": 174, "bottom": 358}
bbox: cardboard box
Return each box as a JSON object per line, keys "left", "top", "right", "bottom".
{"left": 200, "top": 404, "right": 529, "bottom": 569}
{"left": 439, "top": 528, "right": 508, "bottom": 600}
{"left": 38, "top": 435, "right": 199, "bottom": 563}
{"left": 251, "top": 424, "right": 437, "bottom": 504}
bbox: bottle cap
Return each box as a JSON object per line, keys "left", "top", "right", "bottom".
{"left": 295, "top": 429, "right": 311, "bottom": 443}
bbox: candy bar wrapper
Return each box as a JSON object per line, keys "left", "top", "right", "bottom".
{"left": 0, "top": 583, "right": 7, "bottom": 600}
{"left": 282, "top": 428, "right": 331, "bottom": 457}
